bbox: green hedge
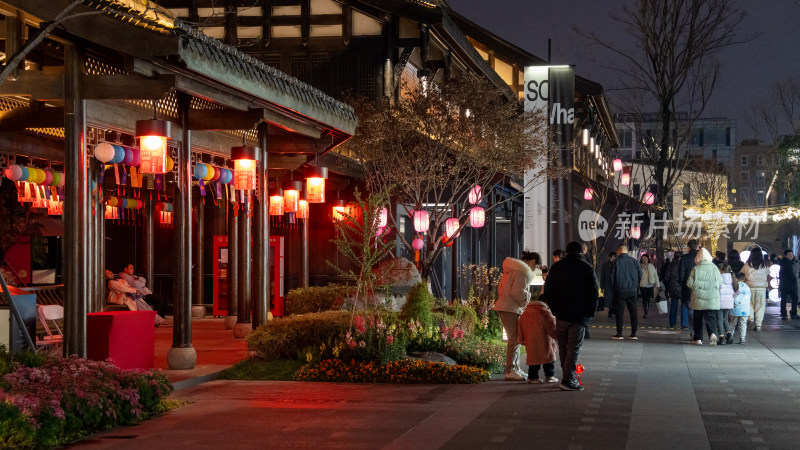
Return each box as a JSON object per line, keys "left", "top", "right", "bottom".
{"left": 284, "top": 284, "right": 349, "bottom": 315}
{"left": 247, "top": 310, "right": 352, "bottom": 361}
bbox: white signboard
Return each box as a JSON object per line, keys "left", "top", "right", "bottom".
{"left": 523, "top": 66, "right": 551, "bottom": 258}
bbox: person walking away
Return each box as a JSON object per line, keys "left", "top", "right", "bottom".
{"left": 717, "top": 261, "right": 736, "bottom": 345}
{"left": 743, "top": 246, "right": 769, "bottom": 331}
{"left": 779, "top": 249, "right": 799, "bottom": 320}
{"left": 542, "top": 242, "right": 598, "bottom": 391}
{"left": 664, "top": 249, "right": 684, "bottom": 328}
{"left": 517, "top": 298, "right": 559, "bottom": 384}
{"left": 611, "top": 245, "right": 642, "bottom": 340}
{"left": 686, "top": 248, "right": 723, "bottom": 345}
{"left": 600, "top": 252, "right": 617, "bottom": 318}
{"left": 712, "top": 251, "right": 726, "bottom": 267}
{"left": 639, "top": 254, "right": 659, "bottom": 318}
{"left": 728, "top": 249, "right": 745, "bottom": 274}
{"left": 494, "top": 251, "right": 540, "bottom": 381}
{"left": 731, "top": 272, "right": 751, "bottom": 344}
{"left": 678, "top": 240, "right": 701, "bottom": 333}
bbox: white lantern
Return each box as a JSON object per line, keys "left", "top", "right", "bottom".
{"left": 413, "top": 210, "right": 430, "bottom": 233}
{"left": 445, "top": 217, "right": 460, "bottom": 238}
{"left": 470, "top": 206, "right": 485, "bottom": 228}
{"left": 468, "top": 185, "right": 482, "bottom": 204}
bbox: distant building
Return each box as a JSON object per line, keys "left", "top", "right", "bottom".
{"left": 614, "top": 114, "right": 736, "bottom": 170}
{"left": 731, "top": 139, "right": 779, "bottom": 208}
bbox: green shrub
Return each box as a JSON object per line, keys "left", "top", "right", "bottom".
{"left": 442, "top": 335, "right": 505, "bottom": 373}
{"left": 295, "top": 358, "right": 490, "bottom": 384}
{"left": 284, "top": 284, "right": 349, "bottom": 315}
{"left": 247, "top": 310, "right": 352, "bottom": 361}
{"left": 434, "top": 304, "right": 479, "bottom": 335}
{"left": 400, "top": 282, "right": 433, "bottom": 329}
{"left": 0, "top": 402, "right": 35, "bottom": 449}
{"left": 339, "top": 313, "right": 408, "bottom": 364}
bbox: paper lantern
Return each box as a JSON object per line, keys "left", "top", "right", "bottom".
{"left": 222, "top": 168, "right": 233, "bottom": 184}
{"left": 112, "top": 145, "right": 126, "bottom": 164}
{"left": 269, "top": 186, "right": 284, "bottom": 216}
{"left": 412, "top": 237, "right": 424, "bottom": 250}
{"left": 50, "top": 171, "right": 60, "bottom": 187}
{"left": 108, "top": 197, "right": 118, "bottom": 207}
{"left": 282, "top": 181, "right": 302, "bottom": 213}
{"left": 630, "top": 226, "right": 641, "bottom": 239}
{"left": 584, "top": 188, "right": 593, "bottom": 201}
{"left": 129, "top": 148, "right": 141, "bottom": 167}
{"left": 376, "top": 207, "right": 388, "bottom": 228}
{"left": 57, "top": 172, "right": 65, "bottom": 187}
{"left": 193, "top": 163, "right": 208, "bottom": 180}
{"left": 136, "top": 119, "right": 169, "bottom": 174}
{"left": 43, "top": 170, "right": 53, "bottom": 186}
{"left": 582, "top": 129, "right": 589, "bottom": 146}
{"left": 613, "top": 158, "right": 623, "bottom": 172}
{"left": 122, "top": 146, "right": 134, "bottom": 165}
{"left": 136, "top": 200, "right": 144, "bottom": 209}
{"left": 644, "top": 192, "right": 655, "bottom": 205}
{"left": 297, "top": 199, "right": 309, "bottom": 219}
{"left": 445, "top": 217, "right": 460, "bottom": 238}
{"left": 202, "top": 163, "right": 215, "bottom": 181}
{"left": 165, "top": 156, "right": 175, "bottom": 173}
{"left": 18, "top": 166, "right": 29, "bottom": 182}
{"left": 621, "top": 172, "right": 631, "bottom": 186}
{"left": 5, "top": 164, "right": 22, "bottom": 181}
{"left": 95, "top": 142, "right": 116, "bottom": 163}
{"left": 413, "top": 210, "right": 430, "bottom": 233}
{"left": 469, "top": 206, "right": 485, "bottom": 228}
{"left": 232, "top": 145, "right": 257, "bottom": 191}
{"left": 332, "top": 199, "right": 347, "bottom": 221}
{"left": 305, "top": 166, "right": 328, "bottom": 203}
{"left": 468, "top": 185, "right": 482, "bottom": 204}
{"left": 210, "top": 166, "right": 221, "bottom": 182}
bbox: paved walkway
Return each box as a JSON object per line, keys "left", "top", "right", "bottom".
{"left": 72, "top": 303, "right": 800, "bottom": 449}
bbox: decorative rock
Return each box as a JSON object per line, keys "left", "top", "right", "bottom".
{"left": 191, "top": 305, "right": 206, "bottom": 318}
{"left": 233, "top": 322, "right": 252, "bottom": 339}
{"left": 405, "top": 351, "right": 457, "bottom": 366}
{"left": 373, "top": 256, "right": 422, "bottom": 291}
{"left": 167, "top": 346, "right": 197, "bottom": 370}
{"left": 224, "top": 315, "right": 237, "bottom": 330}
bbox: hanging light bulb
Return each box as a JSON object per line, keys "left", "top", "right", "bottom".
{"left": 305, "top": 166, "right": 328, "bottom": 203}
{"left": 136, "top": 118, "right": 169, "bottom": 174}
{"left": 231, "top": 145, "right": 257, "bottom": 191}
{"left": 269, "top": 185, "right": 284, "bottom": 216}
{"left": 282, "top": 180, "right": 302, "bottom": 213}
{"left": 584, "top": 188, "right": 593, "bottom": 201}
{"left": 582, "top": 128, "right": 589, "bottom": 146}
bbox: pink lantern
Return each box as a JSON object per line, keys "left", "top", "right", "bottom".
{"left": 445, "top": 217, "right": 460, "bottom": 238}
{"left": 613, "top": 158, "right": 623, "bottom": 172}
{"left": 630, "top": 226, "right": 641, "bottom": 239}
{"left": 584, "top": 188, "right": 593, "bottom": 201}
{"left": 644, "top": 192, "right": 655, "bottom": 205}
{"left": 468, "top": 185, "right": 482, "bottom": 204}
{"left": 413, "top": 210, "right": 430, "bottom": 233}
{"left": 470, "top": 206, "right": 485, "bottom": 228}
{"left": 621, "top": 172, "right": 631, "bottom": 186}
{"left": 376, "top": 207, "right": 388, "bottom": 228}
{"left": 412, "top": 237, "right": 425, "bottom": 250}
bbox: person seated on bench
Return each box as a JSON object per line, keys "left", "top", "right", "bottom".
{"left": 105, "top": 270, "right": 171, "bottom": 327}
{"left": 119, "top": 263, "right": 167, "bottom": 317}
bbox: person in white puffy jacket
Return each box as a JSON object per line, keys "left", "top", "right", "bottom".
{"left": 716, "top": 262, "right": 736, "bottom": 345}
{"left": 743, "top": 246, "right": 770, "bottom": 331}
{"left": 686, "top": 248, "right": 723, "bottom": 345}
{"left": 494, "top": 251, "right": 540, "bottom": 381}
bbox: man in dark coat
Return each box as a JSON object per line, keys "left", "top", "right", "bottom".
{"left": 663, "top": 249, "right": 684, "bottom": 328}
{"left": 543, "top": 241, "right": 598, "bottom": 391}
{"left": 599, "top": 252, "right": 617, "bottom": 317}
{"left": 611, "top": 244, "right": 642, "bottom": 340}
{"left": 677, "top": 239, "right": 700, "bottom": 331}
{"left": 779, "top": 249, "right": 799, "bottom": 319}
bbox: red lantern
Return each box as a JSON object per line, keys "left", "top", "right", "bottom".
{"left": 282, "top": 180, "right": 302, "bottom": 213}
{"left": 269, "top": 186, "right": 284, "bottom": 216}
{"left": 232, "top": 145, "right": 257, "bottom": 191}
{"left": 412, "top": 237, "right": 424, "bottom": 250}
{"left": 468, "top": 185, "right": 482, "bottom": 204}
{"left": 297, "top": 199, "right": 309, "bottom": 219}
{"left": 376, "top": 207, "right": 388, "bottom": 228}
{"left": 630, "top": 226, "right": 641, "bottom": 239}
{"left": 445, "top": 217, "right": 459, "bottom": 238}
{"left": 644, "top": 192, "right": 655, "bottom": 205}
{"left": 613, "top": 158, "right": 623, "bottom": 172}
{"left": 332, "top": 199, "right": 347, "bottom": 222}
{"left": 584, "top": 188, "right": 593, "bottom": 201}
{"left": 413, "top": 210, "right": 430, "bottom": 233}
{"left": 136, "top": 119, "right": 169, "bottom": 174}
{"left": 305, "top": 166, "right": 327, "bottom": 203}
{"left": 470, "top": 206, "right": 485, "bottom": 228}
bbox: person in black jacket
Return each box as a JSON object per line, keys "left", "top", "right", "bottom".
{"left": 678, "top": 239, "right": 700, "bottom": 332}
{"left": 728, "top": 249, "right": 745, "bottom": 274}
{"left": 663, "top": 249, "right": 684, "bottom": 328}
{"left": 779, "top": 249, "right": 799, "bottom": 319}
{"left": 543, "top": 241, "right": 598, "bottom": 391}
{"left": 611, "top": 245, "right": 643, "bottom": 339}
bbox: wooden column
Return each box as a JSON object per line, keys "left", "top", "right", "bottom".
{"left": 253, "top": 123, "right": 269, "bottom": 328}
{"left": 63, "top": 43, "right": 88, "bottom": 357}
{"left": 233, "top": 203, "right": 252, "bottom": 338}
{"left": 192, "top": 197, "right": 206, "bottom": 317}
{"left": 168, "top": 92, "right": 196, "bottom": 369}
{"left": 225, "top": 198, "right": 239, "bottom": 330}
{"left": 144, "top": 196, "right": 155, "bottom": 304}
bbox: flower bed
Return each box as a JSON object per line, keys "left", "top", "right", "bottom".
{"left": 0, "top": 355, "right": 172, "bottom": 449}
{"left": 294, "top": 358, "right": 490, "bottom": 384}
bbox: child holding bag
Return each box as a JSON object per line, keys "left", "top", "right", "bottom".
{"left": 517, "top": 296, "right": 559, "bottom": 384}
{"left": 731, "top": 272, "right": 751, "bottom": 344}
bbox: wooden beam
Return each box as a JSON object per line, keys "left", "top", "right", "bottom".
{"left": 174, "top": 75, "right": 255, "bottom": 111}
{"left": 82, "top": 74, "right": 176, "bottom": 100}
{"left": 265, "top": 134, "right": 318, "bottom": 154}
{"left": 188, "top": 108, "right": 266, "bottom": 131}
{"left": 0, "top": 70, "right": 62, "bottom": 100}
{"left": 0, "top": 131, "right": 65, "bottom": 160}
{"left": 0, "top": 106, "right": 64, "bottom": 131}
{"left": 267, "top": 154, "right": 306, "bottom": 171}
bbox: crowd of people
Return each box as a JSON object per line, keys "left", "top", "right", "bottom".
{"left": 494, "top": 240, "right": 800, "bottom": 390}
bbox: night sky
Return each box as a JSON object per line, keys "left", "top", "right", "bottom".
{"left": 447, "top": 0, "right": 800, "bottom": 142}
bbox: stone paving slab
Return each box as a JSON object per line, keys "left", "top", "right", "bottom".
{"left": 69, "top": 303, "right": 800, "bottom": 449}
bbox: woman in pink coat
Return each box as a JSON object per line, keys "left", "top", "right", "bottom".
{"left": 517, "top": 300, "right": 559, "bottom": 383}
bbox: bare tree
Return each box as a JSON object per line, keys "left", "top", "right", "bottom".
{"left": 347, "top": 75, "right": 555, "bottom": 280}
{"left": 579, "top": 0, "right": 746, "bottom": 264}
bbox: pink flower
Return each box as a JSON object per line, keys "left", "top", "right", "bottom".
{"left": 387, "top": 335, "right": 395, "bottom": 344}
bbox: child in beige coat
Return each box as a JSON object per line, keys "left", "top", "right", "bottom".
{"left": 517, "top": 299, "right": 559, "bottom": 383}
